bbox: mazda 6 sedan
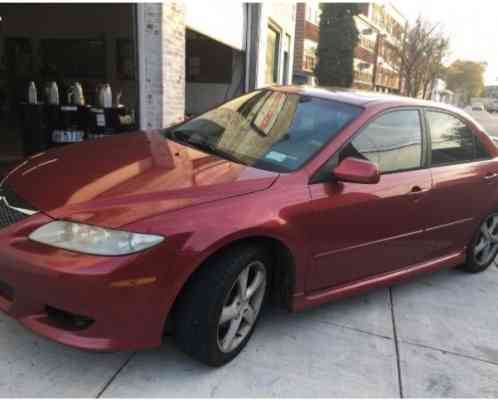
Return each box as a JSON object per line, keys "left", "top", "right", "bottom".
{"left": 1, "top": 87, "right": 497, "bottom": 367}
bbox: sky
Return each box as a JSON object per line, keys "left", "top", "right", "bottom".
{"left": 395, "top": 0, "right": 497, "bottom": 85}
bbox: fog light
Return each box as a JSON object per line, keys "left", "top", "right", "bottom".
{"left": 45, "top": 305, "right": 94, "bottom": 330}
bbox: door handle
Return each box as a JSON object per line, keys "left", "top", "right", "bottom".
{"left": 484, "top": 173, "right": 498, "bottom": 181}
{"left": 408, "top": 186, "right": 430, "bottom": 194}
{"left": 407, "top": 186, "right": 429, "bottom": 203}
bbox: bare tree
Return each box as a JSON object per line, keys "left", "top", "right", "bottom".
{"left": 395, "top": 17, "right": 450, "bottom": 98}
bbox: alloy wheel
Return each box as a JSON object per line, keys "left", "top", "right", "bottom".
{"left": 474, "top": 214, "right": 498, "bottom": 266}
{"left": 217, "top": 260, "right": 267, "bottom": 353}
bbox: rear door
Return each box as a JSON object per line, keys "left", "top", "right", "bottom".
{"left": 307, "top": 108, "right": 434, "bottom": 291}
{"left": 422, "top": 109, "right": 498, "bottom": 259}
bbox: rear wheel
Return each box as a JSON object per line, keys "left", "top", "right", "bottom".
{"left": 174, "top": 244, "right": 270, "bottom": 366}
{"left": 461, "top": 213, "right": 498, "bottom": 273}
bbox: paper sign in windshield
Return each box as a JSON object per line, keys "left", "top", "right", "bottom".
{"left": 253, "top": 92, "right": 287, "bottom": 136}
{"left": 265, "top": 151, "right": 287, "bottom": 163}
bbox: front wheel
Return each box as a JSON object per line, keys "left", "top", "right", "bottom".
{"left": 174, "top": 245, "right": 269, "bottom": 366}
{"left": 461, "top": 213, "right": 498, "bottom": 273}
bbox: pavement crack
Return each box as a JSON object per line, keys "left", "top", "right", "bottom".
{"left": 400, "top": 340, "right": 498, "bottom": 368}
{"left": 96, "top": 352, "right": 136, "bottom": 398}
{"left": 306, "top": 317, "right": 393, "bottom": 340}
{"left": 389, "top": 287, "right": 404, "bottom": 398}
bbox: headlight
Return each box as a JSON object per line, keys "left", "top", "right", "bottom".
{"left": 29, "top": 221, "right": 164, "bottom": 256}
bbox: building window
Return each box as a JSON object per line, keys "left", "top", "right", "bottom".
{"left": 303, "top": 39, "right": 317, "bottom": 72}
{"left": 359, "top": 35, "right": 376, "bottom": 52}
{"left": 304, "top": 55, "right": 316, "bottom": 71}
{"left": 266, "top": 25, "right": 280, "bottom": 84}
{"left": 354, "top": 69, "right": 373, "bottom": 84}
{"left": 371, "top": 3, "right": 404, "bottom": 42}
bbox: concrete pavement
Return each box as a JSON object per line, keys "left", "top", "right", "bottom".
{"left": 1, "top": 109, "right": 498, "bottom": 397}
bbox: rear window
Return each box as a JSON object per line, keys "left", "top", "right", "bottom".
{"left": 426, "top": 111, "right": 475, "bottom": 166}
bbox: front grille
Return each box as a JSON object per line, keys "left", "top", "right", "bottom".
{"left": 0, "top": 185, "right": 33, "bottom": 231}
{"left": 0, "top": 198, "right": 28, "bottom": 230}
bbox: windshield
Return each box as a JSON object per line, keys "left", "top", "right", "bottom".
{"left": 163, "top": 90, "right": 362, "bottom": 172}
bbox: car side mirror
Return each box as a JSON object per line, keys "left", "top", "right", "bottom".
{"left": 332, "top": 157, "right": 380, "bottom": 184}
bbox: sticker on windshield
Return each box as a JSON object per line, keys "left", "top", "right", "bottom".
{"left": 265, "top": 151, "right": 287, "bottom": 163}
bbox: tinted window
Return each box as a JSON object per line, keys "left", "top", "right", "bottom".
{"left": 476, "top": 136, "right": 491, "bottom": 160}
{"left": 164, "top": 90, "right": 361, "bottom": 172}
{"left": 427, "top": 111, "right": 474, "bottom": 166}
{"left": 339, "top": 110, "right": 423, "bottom": 174}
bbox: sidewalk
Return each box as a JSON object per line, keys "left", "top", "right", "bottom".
{"left": 0, "top": 263, "right": 497, "bottom": 397}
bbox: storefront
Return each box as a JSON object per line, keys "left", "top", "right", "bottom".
{"left": 0, "top": 3, "right": 139, "bottom": 166}
{"left": 0, "top": 3, "right": 296, "bottom": 177}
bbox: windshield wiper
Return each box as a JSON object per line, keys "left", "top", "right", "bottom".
{"left": 189, "top": 141, "right": 247, "bottom": 166}
{"left": 165, "top": 129, "right": 246, "bottom": 166}
{"left": 165, "top": 129, "right": 191, "bottom": 143}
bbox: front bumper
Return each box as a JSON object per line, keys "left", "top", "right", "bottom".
{"left": 0, "top": 213, "right": 171, "bottom": 351}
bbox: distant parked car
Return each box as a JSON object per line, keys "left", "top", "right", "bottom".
{"left": 1, "top": 87, "right": 498, "bottom": 367}
{"left": 488, "top": 100, "right": 498, "bottom": 113}
{"left": 472, "top": 102, "right": 486, "bottom": 111}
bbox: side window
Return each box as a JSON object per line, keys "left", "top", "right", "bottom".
{"left": 339, "top": 110, "right": 423, "bottom": 174}
{"left": 476, "top": 136, "right": 491, "bottom": 160}
{"left": 426, "top": 111, "right": 475, "bottom": 166}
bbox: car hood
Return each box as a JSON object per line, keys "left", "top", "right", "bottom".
{"left": 5, "top": 131, "right": 279, "bottom": 229}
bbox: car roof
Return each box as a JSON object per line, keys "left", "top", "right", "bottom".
{"left": 270, "top": 85, "right": 463, "bottom": 113}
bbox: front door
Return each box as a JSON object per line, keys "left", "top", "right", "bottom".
{"left": 307, "top": 109, "right": 433, "bottom": 291}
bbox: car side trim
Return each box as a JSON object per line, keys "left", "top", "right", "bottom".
{"left": 425, "top": 217, "right": 474, "bottom": 233}
{"left": 292, "top": 250, "right": 466, "bottom": 312}
{"left": 312, "top": 228, "right": 424, "bottom": 260}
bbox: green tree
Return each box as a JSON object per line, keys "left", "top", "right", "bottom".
{"left": 445, "top": 60, "right": 486, "bottom": 104}
{"left": 315, "top": 3, "right": 360, "bottom": 87}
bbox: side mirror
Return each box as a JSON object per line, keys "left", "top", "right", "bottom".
{"left": 333, "top": 157, "right": 380, "bottom": 184}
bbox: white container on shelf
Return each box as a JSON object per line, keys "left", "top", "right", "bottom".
{"left": 28, "top": 81, "right": 37, "bottom": 104}
{"left": 47, "top": 82, "right": 59, "bottom": 105}
{"left": 73, "top": 82, "right": 85, "bottom": 106}
{"left": 98, "top": 84, "right": 112, "bottom": 108}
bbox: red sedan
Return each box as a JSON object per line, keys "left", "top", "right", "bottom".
{"left": 0, "top": 87, "right": 497, "bottom": 367}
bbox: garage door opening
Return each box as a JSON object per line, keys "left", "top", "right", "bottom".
{"left": 185, "top": 29, "right": 245, "bottom": 117}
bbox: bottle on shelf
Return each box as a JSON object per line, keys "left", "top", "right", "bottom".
{"left": 73, "top": 82, "right": 85, "bottom": 106}
{"left": 47, "top": 82, "right": 60, "bottom": 105}
{"left": 98, "top": 83, "right": 112, "bottom": 108}
{"left": 28, "top": 81, "right": 38, "bottom": 104}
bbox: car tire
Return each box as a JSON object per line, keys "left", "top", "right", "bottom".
{"left": 461, "top": 212, "right": 498, "bottom": 273}
{"left": 173, "top": 244, "right": 271, "bottom": 367}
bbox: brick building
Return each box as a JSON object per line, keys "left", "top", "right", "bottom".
{"left": 292, "top": 2, "right": 407, "bottom": 93}
{"left": 292, "top": 2, "right": 320, "bottom": 85}
{"left": 0, "top": 2, "right": 296, "bottom": 165}
{"left": 353, "top": 2, "right": 407, "bottom": 93}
